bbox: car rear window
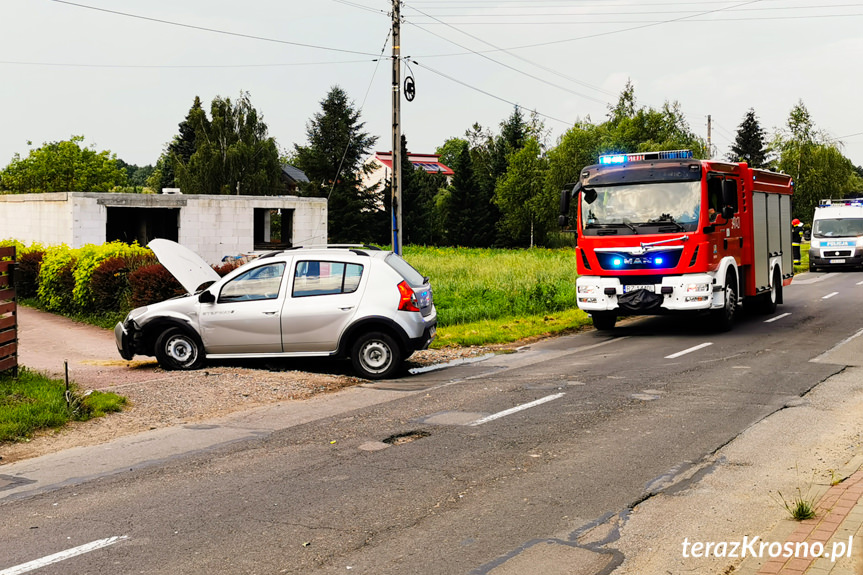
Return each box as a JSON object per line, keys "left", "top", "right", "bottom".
{"left": 385, "top": 254, "right": 426, "bottom": 287}
{"left": 293, "top": 261, "right": 364, "bottom": 297}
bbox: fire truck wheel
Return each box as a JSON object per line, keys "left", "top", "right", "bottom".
{"left": 711, "top": 277, "right": 737, "bottom": 332}
{"left": 591, "top": 312, "right": 617, "bottom": 331}
{"left": 759, "top": 269, "right": 781, "bottom": 315}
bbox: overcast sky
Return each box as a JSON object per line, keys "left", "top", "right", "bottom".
{"left": 2, "top": 0, "right": 862, "bottom": 171}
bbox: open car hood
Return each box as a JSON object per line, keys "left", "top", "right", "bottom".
{"left": 148, "top": 239, "right": 221, "bottom": 295}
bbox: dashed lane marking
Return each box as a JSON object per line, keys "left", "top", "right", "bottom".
{"left": 468, "top": 393, "right": 565, "bottom": 427}
{"left": 822, "top": 292, "right": 840, "bottom": 299}
{"left": 764, "top": 312, "right": 792, "bottom": 323}
{"left": 0, "top": 536, "right": 128, "bottom": 575}
{"left": 665, "top": 342, "right": 713, "bottom": 359}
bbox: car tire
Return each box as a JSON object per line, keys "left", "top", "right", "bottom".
{"left": 155, "top": 327, "right": 205, "bottom": 371}
{"left": 591, "top": 312, "right": 616, "bottom": 331}
{"left": 711, "top": 275, "right": 737, "bottom": 332}
{"left": 351, "top": 332, "right": 402, "bottom": 380}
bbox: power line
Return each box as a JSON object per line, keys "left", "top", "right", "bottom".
{"left": 404, "top": 20, "right": 608, "bottom": 104}
{"left": 404, "top": 3, "right": 863, "bottom": 17}
{"left": 404, "top": 3, "right": 616, "bottom": 98}
{"left": 0, "top": 59, "right": 378, "bottom": 70}
{"left": 404, "top": 13, "right": 863, "bottom": 25}
{"left": 49, "top": 0, "right": 383, "bottom": 57}
{"left": 416, "top": 0, "right": 765, "bottom": 57}
{"left": 407, "top": 58, "right": 574, "bottom": 126}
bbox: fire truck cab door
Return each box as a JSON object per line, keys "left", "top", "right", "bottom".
{"left": 706, "top": 175, "right": 743, "bottom": 264}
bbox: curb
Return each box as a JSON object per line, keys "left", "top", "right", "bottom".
{"left": 737, "top": 455, "right": 863, "bottom": 575}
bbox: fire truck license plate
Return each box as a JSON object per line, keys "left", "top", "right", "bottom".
{"left": 829, "top": 259, "right": 846, "bottom": 264}
{"left": 623, "top": 285, "right": 654, "bottom": 293}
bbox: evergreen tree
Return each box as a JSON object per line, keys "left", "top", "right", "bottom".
{"left": 442, "top": 140, "right": 479, "bottom": 246}
{"left": 728, "top": 108, "right": 768, "bottom": 167}
{"left": 293, "top": 86, "right": 380, "bottom": 244}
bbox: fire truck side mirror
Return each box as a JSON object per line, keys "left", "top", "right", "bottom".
{"left": 559, "top": 181, "right": 581, "bottom": 227}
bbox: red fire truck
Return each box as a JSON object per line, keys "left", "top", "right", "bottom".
{"left": 559, "top": 150, "right": 794, "bottom": 330}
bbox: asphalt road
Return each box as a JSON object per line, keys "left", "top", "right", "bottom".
{"left": 1, "top": 270, "right": 862, "bottom": 575}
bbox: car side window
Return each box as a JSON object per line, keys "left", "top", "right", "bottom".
{"left": 218, "top": 262, "right": 286, "bottom": 302}
{"left": 293, "top": 261, "right": 364, "bottom": 297}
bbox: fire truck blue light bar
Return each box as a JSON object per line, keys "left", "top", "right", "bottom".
{"left": 598, "top": 150, "right": 693, "bottom": 165}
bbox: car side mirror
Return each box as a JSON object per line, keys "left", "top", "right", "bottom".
{"left": 721, "top": 205, "right": 735, "bottom": 220}
{"left": 198, "top": 290, "right": 216, "bottom": 304}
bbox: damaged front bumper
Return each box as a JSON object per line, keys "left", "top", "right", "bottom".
{"left": 575, "top": 274, "right": 722, "bottom": 315}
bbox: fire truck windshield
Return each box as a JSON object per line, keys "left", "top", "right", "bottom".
{"left": 581, "top": 181, "right": 701, "bottom": 235}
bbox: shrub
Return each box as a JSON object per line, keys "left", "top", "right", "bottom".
{"left": 14, "top": 250, "right": 44, "bottom": 298}
{"left": 90, "top": 257, "right": 131, "bottom": 312}
{"left": 71, "top": 242, "right": 152, "bottom": 311}
{"left": 128, "top": 263, "right": 185, "bottom": 308}
{"left": 37, "top": 246, "right": 77, "bottom": 312}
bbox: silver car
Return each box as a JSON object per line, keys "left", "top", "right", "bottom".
{"left": 115, "top": 240, "right": 437, "bottom": 379}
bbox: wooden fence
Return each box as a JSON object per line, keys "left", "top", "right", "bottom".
{"left": 0, "top": 246, "right": 17, "bottom": 377}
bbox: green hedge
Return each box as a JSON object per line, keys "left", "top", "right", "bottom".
{"left": 0, "top": 240, "right": 158, "bottom": 314}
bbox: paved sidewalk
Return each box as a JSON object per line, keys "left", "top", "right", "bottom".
{"left": 736, "top": 457, "right": 863, "bottom": 575}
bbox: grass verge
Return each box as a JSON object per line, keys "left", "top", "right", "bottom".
{"left": 432, "top": 308, "right": 591, "bottom": 348}
{"left": 0, "top": 367, "right": 127, "bottom": 443}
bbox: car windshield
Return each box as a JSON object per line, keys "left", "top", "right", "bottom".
{"left": 813, "top": 218, "right": 863, "bottom": 238}
{"left": 581, "top": 181, "right": 701, "bottom": 234}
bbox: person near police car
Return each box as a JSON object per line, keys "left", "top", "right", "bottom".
{"left": 791, "top": 219, "right": 803, "bottom": 264}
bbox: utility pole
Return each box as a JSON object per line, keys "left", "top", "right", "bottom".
{"left": 707, "top": 114, "right": 713, "bottom": 159}
{"left": 391, "top": 0, "right": 403, "bottom": 255}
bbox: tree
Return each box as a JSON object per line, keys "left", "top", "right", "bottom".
{"left": 727, "top": 108, "right": 769, "bottom": 167}
{"left": 0, "top": 136, "right": 127, "bottom": 193}
{"left": 772, "top": 100, "right": 863, "bottom": 221}
{"left": 495, "top": 137, "right": 552, "bottom": 246}
{"left": 293, "top": 86, "right": 380, "bottom": 244}
{"left": 442, "top": 140, "right": 480, "bottom": 246}
{"left": 148, "top": 93, "right": 284, "bottom": 196}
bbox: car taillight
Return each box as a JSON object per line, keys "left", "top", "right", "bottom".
{"left": 397, "top": 280, "right": 421, "bottom": 312}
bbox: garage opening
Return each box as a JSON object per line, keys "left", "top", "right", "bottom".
{"left": 254, "top": 208, "right": 293, "bottom": 250}
{"left": 106, "top": 207, "right": 179, "bottom": 245}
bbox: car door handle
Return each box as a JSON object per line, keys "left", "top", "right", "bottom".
{"left": 339, "top": 306, "right": 354, "bottom": 311}
{"left": 262, "top": 311, "right": 278, "bottom": 315}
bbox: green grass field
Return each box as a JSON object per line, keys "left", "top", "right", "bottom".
{"left": 402, "top": 247, "right": 591, "bottom": 346}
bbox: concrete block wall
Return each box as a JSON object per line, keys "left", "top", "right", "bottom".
{"left": 0, "top": 193, "right": 75, "bottom": 246}
{"left": 71, "top": 195, "right": 106, "bottom": 246}
{"left": 0, "top": 192, "right": 328, "bottom": 263}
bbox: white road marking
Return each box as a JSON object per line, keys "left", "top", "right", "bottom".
{"left": 857, "top": 280, "right": 863, "bottom": 286}
{"left": 822, "top": 292, "right": 839, "bottom": 299}
{"left": 468, "top": 393, "right": 565, "bottom": 426}
{"left": 665, "top": 342, "right": 713, "bottom": 359}
{"left": 811, "top": 328, "right": 863, "bottom": 364}
{"left": 0, "top": 536, "right": 128, "bottom": 575}
{"left": 764, "top": 312, "right": 792, "bottom": 323}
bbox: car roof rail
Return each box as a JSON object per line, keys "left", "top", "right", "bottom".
{"left": 286, "top": 243, "right": 384, "bottom": 251}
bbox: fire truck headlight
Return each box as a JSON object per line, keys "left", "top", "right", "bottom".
{"left": 577, "top": 285, "right": 598, "bottom": 295}
{"left": 686, "top": 283, "right": 711, "bottom": 293}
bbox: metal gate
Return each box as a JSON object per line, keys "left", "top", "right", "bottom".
{"left": 0, "top": 246, "right": 18, "bottom": 377}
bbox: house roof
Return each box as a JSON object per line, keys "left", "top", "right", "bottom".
{"left": 373, "top": 152, "right": 454, "bottom": 177}
{"left": 281, "top": 164, "right": 310, "bottom": 184}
